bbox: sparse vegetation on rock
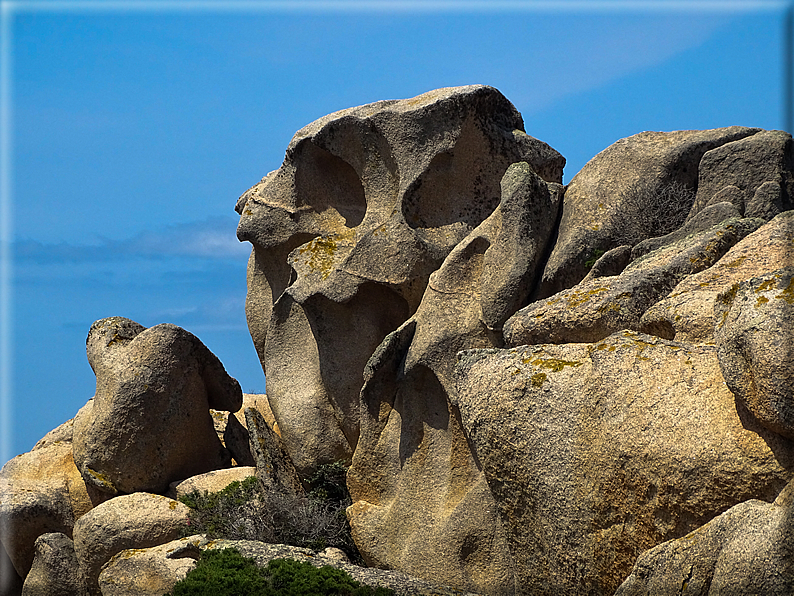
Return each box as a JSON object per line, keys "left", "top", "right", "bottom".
{"left": 164, "top": 548, "right": 394, "bottom": 596}
{"left": 179, "top": 464, "right": 360, "bottom": 563}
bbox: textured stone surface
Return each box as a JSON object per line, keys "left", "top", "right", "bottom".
{"left": 245, "top": 407, "right": 304, "bottom": 495}
{"left": 97, "top": 536, "right": 205, "bottom": 596}
{"left": 166, "top": 467, "right": 257, "bottom": 500}
{"left": 21, "top": 533, "right": 86, "bottom": 596}
{"left": 615, "top": 480, "right": 794, "bottom": 596}
{"left": 73, "top": 317, "right": 242, "bottom": 495}
{"left": 539, "top": 127, "right": 759, "bottom": 298}
{"left": 504, "top": 217, "right": 762, "bottom": 347}
{"left": 0, "top": 441, "right": 108, "bottom": 579}
{"left": 72, "top": 492, "right": 189, "bottom": 596}
{"left": 236, "top": 85, "right": 565, "bottom": 478}
{"left": 347, "top": 160, "right": 561, "bottom": 595}
{"left": 715, "top": 267, "right": 794, "bottom": 440}
{"left": 453, "top": 331, "right": 793, "bottom": 596}
{"left": 640, "top": 210, "right": 794, "bottom": 343}
{"left": 688, "top": 129, "right": 794, "bottom": 221}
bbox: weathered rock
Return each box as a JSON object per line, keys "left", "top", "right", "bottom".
{"left": 97, "top": 536, "right": 206, "bottom": 596}
{"left": 245, "top": 408, "right": 304, "bottom": 495}
{"left": 688, "top": 129, "right": 794, "bottom": 221}
{"left": 236, "top": 85, "right": 565, "bottom": 477}
{"left": 640, "top": 210, "right": 794, "bottom": 343}
{"left": 0, "top": 441, "right": 108, "bottom": 579}
{"left": 715, "top": 267, "right": 794, "bottom": 440}
{"left": 72, "top": 492, "right": 189, "bottom": 596}
{"left": 166, "top": 467, "right": 257, "bottom": 500}
{"left": 504, "top": 269, "right": 678, "bottom": 346}
{"left": 504, "top": 216, "right": 762, "bottom": 347}
{"left": 629, "top": 201, "right": 742, "bottom": 262}
{"left": 453, "top": 330, "right": 793, "bottom": 596}
{"left": 73, "top": 317, "right": 243, "bottom": 495}
{"left": 21, "top": 533, "right": 86, "bottom": 596}
{"left": 347, "top": 161, "right": 561, "bottom": 594}
{"left": 580, "top": 245, "right": 632, "bottom": 283}
{"left": 615, "top": 480, "right": 794, "bottom": 596}
{"left": 539, "top": 127, "right": 759, "bottom": 298}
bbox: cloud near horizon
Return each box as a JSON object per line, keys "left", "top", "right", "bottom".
{"left": 13, "top": 216, "right": 251, "bottom": 266}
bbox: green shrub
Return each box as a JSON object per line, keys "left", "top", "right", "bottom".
{"left": 165, "top": 548, "right": 394, "bottom": 596}
{"left": 179, "top": 463, "right": 362, "bottom": 563}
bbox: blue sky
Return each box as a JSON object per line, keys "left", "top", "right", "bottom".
{"left": 1, "top": 0, "right": 791, "bottom": 462}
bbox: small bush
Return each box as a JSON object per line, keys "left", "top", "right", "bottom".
{"left": 619, "top": 180, "right": 696, "bottom": 240}
{"left": 179, "top": 463, "right": 361, "bottom": 563}
{"left": 165, "top": 548, "right": 394, "bottom": 596}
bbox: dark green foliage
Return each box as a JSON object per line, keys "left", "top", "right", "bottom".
{"left": 165, "top": 548, "right": 394, "bottom": 596}
{"left": 179, "top": 463, "right": 362, "bottom": 563}
{"left": 584, "top": 248, "right": 605, "bottom": 269}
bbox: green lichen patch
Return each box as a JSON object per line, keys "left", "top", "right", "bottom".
{"left": 530, "top": 358, "right": 583, "bottom": 373}
{"left": 756, "top": 295, "right": 770, "bottom": 307}
{"left": 531, "top": 372, "right": 548, "bottom": 387}
{"left": 776, "top": 277, "right": 794, "bottom": 304}
{"left": 84, "top": 467, "right": 118, "bottom": 495}
{"left": 566, "top": 286, "right": 609, "bottom": 309}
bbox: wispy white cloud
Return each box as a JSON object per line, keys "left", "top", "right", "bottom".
{"left": 14, "top": 216, "right": 250, "bottom": 265}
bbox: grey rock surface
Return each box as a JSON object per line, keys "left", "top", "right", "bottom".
{"left": 21, "top": 533, "right": 86, "bottom": 596}
{"left": 538, "top": 126, "right": 759, "bottom": 298}
{"left": 73, "top": 317, "right": 242, "bottom": 495}
{"left": 245, "top": 407, "right": 304, "bottom": 495}
{"left": 688, "top": 129, "right": 794, "bottom": 221}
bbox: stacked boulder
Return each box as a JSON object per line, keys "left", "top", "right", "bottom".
{"left": 2, "top": 85, "right": 794, "bottom": 595}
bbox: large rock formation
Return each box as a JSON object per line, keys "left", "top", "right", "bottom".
{"left": 235, "top": 84, "right": 565, "bottom": 481}
{"left": 73, "top": 317, "right": 243, "bottom": 495}
{"left": 615, "top": 478, "right": 794, "bottom": 595}
{"left": 5, "top": 87, "right": 794, "bottom": 595}
{"left": 453, "top": 332, "right": 792, "bottom": 595}
{"left": 537, "top": 127, "right": 760, "bottom": 298}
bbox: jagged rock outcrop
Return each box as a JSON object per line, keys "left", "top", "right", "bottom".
{"left": 235, "top": 84, "right": 565, "bottom": 481}
{"left": 615, "top": 479, "right": 794, "bottom": 596}
{"left": 503, "top": 215, "right": 764, "bottom": 346}
{"left": 72, "top": 492, "right": 190, "bottom": 596}
{"left": 73, "top": 317, "right": 243, "bottom": 495}
{"left": 538, "top": 127, "right": 761, "bottom": 298}
{"left": 640, "top": 210, "right": 794, "bottom": 343}
{"left": 687, "top": 129, "right": 794, "bottom": 221}
{"left": 347, "top": 160, "right": 560, "bottom": 593}
{"left": 453, "top": 331, "right": 793, "bottom": 596}
{"left": 6, "top": 86, "right": 794, "bottom": 595}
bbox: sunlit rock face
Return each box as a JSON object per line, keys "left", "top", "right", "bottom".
{"left": 235, "top": 85, "right": 564, "bottom": 476}
{"left": 235, "top": 85, "right": 565, "bottom": 594}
